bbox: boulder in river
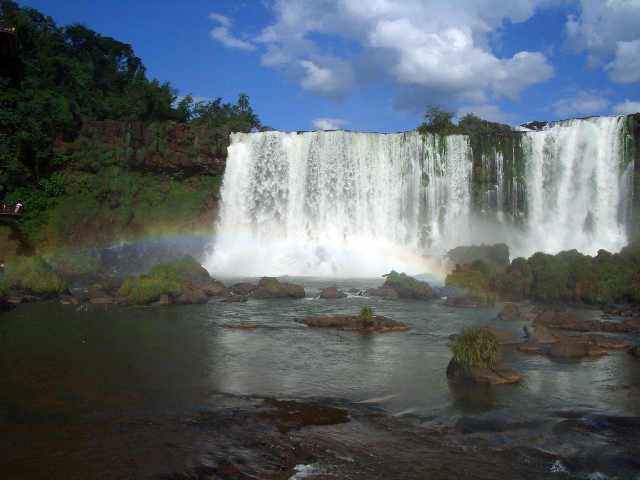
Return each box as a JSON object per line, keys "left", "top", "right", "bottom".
{"left": 497, "top": 303, "right": 529, "bottom": 321}
{"left": 295, "top": 315, "right": 409, "bottom": 332}
{"left": 320, "top": 287, "right": 346, "bottom": 299}
{"left": 446, "top": 359, "right": 520, "bottom": 386}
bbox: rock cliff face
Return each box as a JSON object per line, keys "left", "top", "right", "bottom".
{"left": 53, "top": 121, "right": 229, "bottom": 177}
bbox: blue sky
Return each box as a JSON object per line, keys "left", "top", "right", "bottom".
{"left": 19, "top": 0, "right": 640, "bottom": 133}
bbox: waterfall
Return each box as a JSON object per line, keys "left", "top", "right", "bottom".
{"left": 205, "top": 116, "right": 635, "bottom": 278}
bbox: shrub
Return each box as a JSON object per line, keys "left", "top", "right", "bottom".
{"left": 0, "top": 256, "right": 69, "bottom": 296}
{"left": 168, "top": 255, "right": 202, "bottom": 273}
{"left": 116, "top": 266, "right": 182, "bottom": 304}
{"left": 452, "top": 327, "right": 500, "bottom": 369}
{"left": 358, "top": 306, "right": 374, "bottom": 326}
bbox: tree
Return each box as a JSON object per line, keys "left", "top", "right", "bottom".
{"left": 417, "top": 105, "right": 456, "bottom": 134}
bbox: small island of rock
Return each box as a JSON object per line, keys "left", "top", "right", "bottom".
{"left": 295, "top": 315, "right": 410, "bottom": 332}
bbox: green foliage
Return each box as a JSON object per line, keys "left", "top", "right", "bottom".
{"left": 452, "top": 327, "right": 500, "bottom": 368}
{"left": 493, "top": 257, "right": 533, "bottom": 296}
{"left": 44, "top": 248, "right": 103, "bottom": 275}
{"left": 384, "top": 270, "right": 432, "bottom": 297}
{"left": 91, "top": 280, "right": 108, "bottom": 291}
{"left": 358, "top": 306, "right": 374, "bottom": 326}
{"left": 0, "top": 255, "right": 68, "bottom": 295}
{"left": 184, "top": 93, "right": 269, "bottom": 133}
{"left": 266, "top": 279, "right": 282, "bottom": 293}
{"left": 527, "top": 252, "right": 570, "bottom": 301}
{"left": 446, "top": 260, "right": 491, "bottom": 291}
{"left": 116, "top": 264, "right": 182, "bottom": 304}
{"left": 417, "top": 105, "right": 456, "bottom": 134}
{"left": 168, "top": 254, "right": 201, "bottom": 273}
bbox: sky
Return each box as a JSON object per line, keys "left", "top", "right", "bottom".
{"left": 17, "top": 0, "right": 640, "bottom": 133}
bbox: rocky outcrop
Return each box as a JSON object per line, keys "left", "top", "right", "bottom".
{"left": 381, "top": 271, "right": 440, "bottom": 300}
{"left": 295, "top": 315, "right": 410, "bottom": 332}
{"left": 320, "top": 287, "right": 346, "bottom": 299}
{"left": 497, "top": 303, "right": 529, "bottom": 321}
{"left": 446, "top": 360, "right": 520, "bottom": 386}
{"left": 532, "top": 310, "right": 640, "bottom": 333}
{"left": 53, "top": 121, "right": 229, "bottom": 177}
{"left": 249, "top": 277, "right": 305, "bottom": 299}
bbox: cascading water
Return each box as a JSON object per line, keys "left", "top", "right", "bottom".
{"left": 205, "top": 116, "right": 635, "bottom": 278}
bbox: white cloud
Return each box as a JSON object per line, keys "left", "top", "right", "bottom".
{"left": 605, "top": 39, "right": 640, "bottom": 83}
{"left": 565, "top": 0, "right": 640, "bottom": 69}
{"left": 551, "top": 91, "right": 612, "bottom": 119}
{"left": 208, "top": 13, "right": 230, "bottom": 27}
{"left": 612, "top": 99, "right": 640, "bottom": 114}
{"left": 293, "top": 55, "right": 355, "bottom": 103}
{"left": 312, "top": 118, "right": 349, "bottom": 130}
{"left": 209, "top": 11, "right": 256, "bottom": 50}
{"left": 213, "top": 1, "right": 558, "bottom": 107}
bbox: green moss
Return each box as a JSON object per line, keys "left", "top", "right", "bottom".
{"left": 266, "top": 279, "right": 282, "bottom": 293}
{"left": 445, "top": 260, "right": 491, "bottom": 292}
{"left": 385, "top": 270, "right": 432, "bottom": 297}
{"left": 168, "top": 255, "right": 202, "bottom": 273}
{"left": 452, "top": 327, "right": 500, "bottom": 369}
{"left": 0, "top": 256, "right": 69, "bottom": 296}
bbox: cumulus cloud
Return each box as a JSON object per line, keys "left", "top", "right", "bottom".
{"left": 211, "top": 1, "right": 558, "bottom": 107}
{"left": 551, "top": 91, "right": 612, "bottom": 119}
{"left": 291, "top": 55, "right": 355, "bottom": 103}
{"left": 612, "top": 99, "right": 640, "bottom": 115}
{"left": 312, "top": 118, "right": 349, "bottom": 130}
{"left": 565, "top": 0, "right": 640, "bottom": 70}
{"left": 209, "top": 12, "right": 256, "bottom": 50}
{"left": 605, "top": 39, "right": 640, "bottom": 83}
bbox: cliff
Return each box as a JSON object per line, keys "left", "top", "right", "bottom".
{"left": 53, "top": 120, "right": 229, "bottom": 177}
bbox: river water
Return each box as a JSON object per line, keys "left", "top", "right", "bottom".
{"left": 2, "top": 278, "right": 639, "bottom": 479}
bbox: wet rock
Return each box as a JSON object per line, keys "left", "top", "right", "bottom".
{"left": 517, "top": 336, "right": 548, "bottom": 354}
{"left": 8, "top": 293, "right": 41, "bottom": 304}
{"left": 382, "top": 271, "right": 440, "bottom": 300}
{"left": 532, "top": 310, "right": 640, "bottom": 333}
{"left": 89, "top": 296, "right": 118, "bottom": 305}
{"left": 528, "top": 325, "right": 557, "bottom": 343}
{"left": 480, "top": 326, "right": 523, "bottom": 345}
{"left": 628, "top": 346, "right": 640, "bottom": 357}
{"left": 446, "top": 359, "right": 520, "bottom": 386}
{"left": 320, "top": 287, "right": 346, "bottom": 299}
{"left": 497, "top": 303, "right": 529, "bottom": 321}
{"left": 444, "top": 296, "right": 477, "bottom": 308}
{"left": 248, "top": 277, "right": 306, "bottom": 299}
{"left": 199, "top": 283, "right": 227, "bottom": 296}
{"left": 295, "top": 315, "right": 410, "bottom": 332}
{"left": 174, "top": 282, "right": 208, "bottom": 304}
{"left": 59, "top": 293, "right": 78, "bottom": 305}
{"left": 547, "top": 332, "right": 607, "bottom": 358}
{"left": 348, "top": 288, "right": 360, "bottom": 294}
{"left": 231, "top": 283, "right": 256, "bottom": 296}
{"left": 228, "top": 323, "right": 258, "bottom": 329}
{"left": 151, "top": 294, "right": 170, "bottom": 307}
{"left": 383, "top": 289, "right": 399, "bottom": 301}
{"left": 221, "top": 295, "right": 247, "bottom": 303}
{"left": 573, "top": 334, "right": 630, "bottom": 349}
{"left": 366, "top": 287, "right": 396, "bottom": 297}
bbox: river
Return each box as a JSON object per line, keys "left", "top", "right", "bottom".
{"left": 1, "top": 277, "right": 639, "bottom": 479}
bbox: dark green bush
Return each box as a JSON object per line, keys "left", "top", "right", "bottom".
{"left": 358, "top": 306, "right": 374, "bottom": 326}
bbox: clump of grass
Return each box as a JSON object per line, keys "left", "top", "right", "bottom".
{"left": 91, "top": 280, "right": 109, "bottom": 291}
{"left": 358, "top": 306, "right": 375, "bottom": 326}
{"left": 452, "top": 327, "right": 500, "bottom": 369}
{"left": 0, "top": 256, "right": 69, "bottom": 296}
{"left": 116, "top": 265, "right": 182, "bottom": 304}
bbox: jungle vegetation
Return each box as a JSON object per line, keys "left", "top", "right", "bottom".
{"left": 0, "top": 1, "right": 268, "bottom": 252}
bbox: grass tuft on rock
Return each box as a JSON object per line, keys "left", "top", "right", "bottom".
{"left": 117, "top": 265, "right": 182, "bottom": 304}
{"left": 452, "top": 327, "right": 500, "bottom": 369}
{"left": 358, "top": 306, "right": 374, "bottom": 326}
{"left": 0, "top": 256, "right": 69, "bottom": 296}
{"left": 266, "top": 279, "right": 282, "bottom": 294}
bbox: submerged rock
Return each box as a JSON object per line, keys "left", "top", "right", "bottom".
{"left": 573, "top": 334, "right": 630, "bottom": 349}
{"left": 221, "top": 295, "right": 248, "bottom": 303}
{"left": 443, "top": 296, "right": 477, "bottom": 308}
{"left": 546, "top": 332, "right": 607, "bottom": 358}
{"left": 295, "top": 315, "right": 410, "bottom": 332}
{"left": 532, "top": 310, "right": 640, "bottom": 333}
{"left": 446, "top": 359, "right": 520, "bottom": 386}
